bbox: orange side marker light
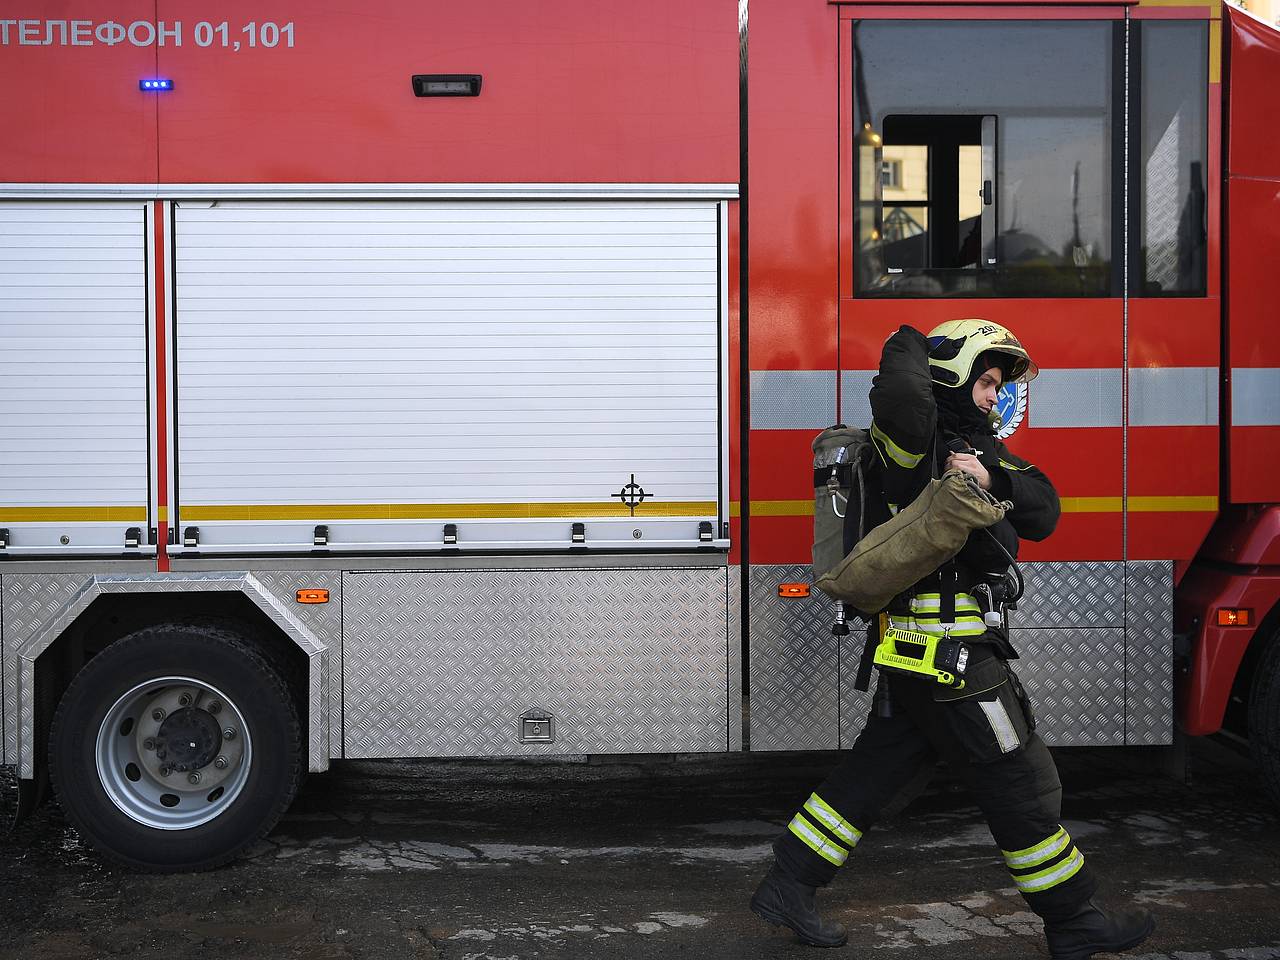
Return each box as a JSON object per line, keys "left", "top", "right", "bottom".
{"left": 1216, "top": 607, "right": 1251, "bottom": 627}
{"left": 778, "top": 583, "right": 811, "bottom": 599}
{"left": 297, "top": 589, "right": 330, "bottom": 604}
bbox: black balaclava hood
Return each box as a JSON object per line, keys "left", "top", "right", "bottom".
{"left": 933, "top": 351, "right": 1004, "bottom": 440}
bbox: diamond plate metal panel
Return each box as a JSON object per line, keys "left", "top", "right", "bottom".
{"left": 247, "top": 571, "right": 343, "bottom": 764}
{"left": 748, "top": 565, "right": 838, "bottom": 752}
{"left": 1125, "top": 561, "right": 1174, "bottom": 745}
{"left": 729, "top": 570, "right": 743, "bottom": 752}
{"left": 1010, "top": 628, "right": 1126, "bottom": 746}
{"left": 342, "top": 567, "right": 730, "bottom": 758}
{"left": 1014, "top": 562, "right": 1126, "bottom": 628}
{"left": 3, "top": 575, "right": 92, "bottom": 766}
{"left": 838, "top": 621, "right": 875, "bottom": 749}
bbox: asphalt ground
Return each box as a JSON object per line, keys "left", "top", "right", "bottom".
{"left": 2, "top": 736, "right": 1278, "bottom": 960}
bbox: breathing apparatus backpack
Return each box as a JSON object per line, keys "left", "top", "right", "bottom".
{"left": 811, "top": 422, "right": 1024, "bottom": 694}
{"left": 810, "top": 425, "right": 874, "bottom": 637}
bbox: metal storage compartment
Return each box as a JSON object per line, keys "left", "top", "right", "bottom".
{"left": 171, "top": 199, "right": 730, "bottom": 555}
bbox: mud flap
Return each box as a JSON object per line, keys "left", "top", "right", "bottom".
{"left": 1, "top": 764, "right": 49, "bottom": 833}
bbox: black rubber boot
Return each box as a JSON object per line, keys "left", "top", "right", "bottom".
{"left": 749, "top": 863, "right": 848, "bottom": 947}
{"left": 1044, "top": 900, "right": 1155, "bottom": 960}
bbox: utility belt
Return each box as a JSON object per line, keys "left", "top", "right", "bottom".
{"left": 855, "top": 581, "right": 1018, "bottom": 694}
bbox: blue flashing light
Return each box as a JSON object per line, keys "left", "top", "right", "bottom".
{"left": 139, "top": 78, "right": 173, "bottom": 92}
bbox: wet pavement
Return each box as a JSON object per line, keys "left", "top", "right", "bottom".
{"left": 2, "top": 736, "right": 1279, "bottom": 959}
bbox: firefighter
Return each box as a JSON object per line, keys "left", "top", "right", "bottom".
{"left": 749, "top": 320, "right": 1156, "bottom": 958}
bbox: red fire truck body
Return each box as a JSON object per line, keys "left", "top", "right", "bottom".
{"left": 0, "top": 0, "right": 1278, "bottom": 869}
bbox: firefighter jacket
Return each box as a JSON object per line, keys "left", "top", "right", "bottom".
{"left": 864, "top": 325, "right": 1060, "bottom": 597}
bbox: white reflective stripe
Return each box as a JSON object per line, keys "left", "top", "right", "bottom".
{"left": 980, "top": 698, "right": 1022, "bottom": 753}
{"left": 1233, "top": 368, "right": 1280, "bottom": 427}
{"left": 804, "top": 794, "right": 860, "bottom": 846}
{"left": 1030, "top": 369, "right": 1123, "bottom": 428}
{"left": 1015, "top": 848, "right": 1085, "bottom": 893}
{"left": 750, "top": 370, "right": 837, "bottom": 430}
{"left": 1130, "top": 367, "right": 1217, "bottom": 427}
{"left": 1004, "top": 828, "right": 1070, "bottom": 868}
{"left": 910, "top": 600, "right": 981, "bottom": 614}
{"left": 888, "top": 616, "right": 986, "bottom": 638}
{"left": 788, "top": 815, "right": 849, "bottom": 866}
{"left": 839, "top": 370, "right": 875, "bottom": 428}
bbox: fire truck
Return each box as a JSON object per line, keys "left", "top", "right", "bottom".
{"left": 0, "top": 0, "right": 1277, "bottom": 871}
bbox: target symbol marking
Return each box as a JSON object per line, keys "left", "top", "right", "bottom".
{"left": 612, "top": 474, "right": 650, "bottom": 516}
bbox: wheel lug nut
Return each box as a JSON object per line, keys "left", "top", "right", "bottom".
{"left": 178, "top": 693, "right": 192, "bottom": 707}
{"left": 223, "top": 728, "right": 236, "bottom": 741}
{"left": 214, "top": 756, "right": 228, "bottom": 770}
{"left": 208, "top": 701, "right": 222, "bottom": 715}
{"left": 143, "top": 738, "right": 156, "bottom": 751}
{"left": 152, "top": 708, "right": 166, "bottom": 721}
{"left": 159, "top": 766, "right": 171, "bottom": 777}
{"left": 188, "top": 772, "right": 201, "bottom": 785}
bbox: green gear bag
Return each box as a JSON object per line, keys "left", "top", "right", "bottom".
{"left": 814, "top": 469, "right": 1010, "bottom": 615}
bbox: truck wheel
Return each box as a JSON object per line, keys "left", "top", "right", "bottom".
{"left": 48, "top": 623, "right": 302, "bottom": 871}
{"left": 1249, "top": 628, "right": 1280, "bottom": 809}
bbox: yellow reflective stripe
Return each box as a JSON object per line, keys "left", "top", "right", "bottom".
{"left": 910, "top": 600, "right": 981, "bottom": 614}
{"left": 1003, "top": 827, "right": 1069, "bottom": 867}
{"left": 749, "top": 499, "right": 815, "bottom": 517}
{"left": 997, "top": 458, "right": 1033, "bottom": 473}
{"left": 0, "top": 506, "right": 148, "bottom": 522}
{"left": 1014, "top": 848, "right": 1085, "bottom": 893}
{"left": 887, "top": 616, "right": 986, "bottom": 638}
{"left": 804, "top": 794, "right": 861, "bottom": 847}
{"left": 181, "top": 501, "right": 717, "bottom": 521}
{"left": 1060, "top": 497, "right": 1123, "bottom": 513}
{"left": 909, "top": 592, "right": 978, "bottom": 606}
{"left": 788, "top": 814, "right": 849, "bottom": 866}
{"left": 871, "top": 421, "right": 925, "bottom": 470}
{"left": 1129, "top": 495, "right": 1219, "bottom": 513}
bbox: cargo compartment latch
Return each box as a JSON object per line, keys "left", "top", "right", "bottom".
{"left": 518, "top": 710, "right": 555, "bottom": 744}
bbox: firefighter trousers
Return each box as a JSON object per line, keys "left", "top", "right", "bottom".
{"left": 773, "top": 645, "right": 1098, "bottom": 922}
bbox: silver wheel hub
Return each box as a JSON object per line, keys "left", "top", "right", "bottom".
{"left": 95, "top": 677, "right": 251, "bottom": 830}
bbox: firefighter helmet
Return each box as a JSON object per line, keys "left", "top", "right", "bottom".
{"left": 926, "top": 318, "right": 1039, "bottom": 387}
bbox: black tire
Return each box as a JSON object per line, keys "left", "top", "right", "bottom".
{"left": 48, "top": 623, "right": 303, "bottom": 871}
{"left": 1249, "top": 628, "right": 1280, "bottom": 809}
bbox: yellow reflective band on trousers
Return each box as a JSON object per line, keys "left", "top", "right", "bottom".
{"left": 803, "top": 793, "right": 862, "bottom": 847}
{"left": 1003, "top": 827, "right": 1086, "bottom": 893}
{"left": 871, "top": 421, "right": 925, "bottom": 470}
{"left": 1003, "top": 827, "right": 1071, "bottom": 868}
{"left": 787, "top": 813, "right": 849, "bottom": 866}
{"left": 1012, "top": 847, "right": 1086, "bottom": 893}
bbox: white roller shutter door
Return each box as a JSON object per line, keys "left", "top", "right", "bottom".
{"left": 172, "top": 200, "right": 726, "bottom": 553}
{"left": 0, "top": 202, "right": 150, "bottom": 555}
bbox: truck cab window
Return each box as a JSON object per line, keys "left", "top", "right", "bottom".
{"left": 853, "top": 20, "right": 1119, "bottom": 298}
{"left": 877, "top": 115, "right": 991, "bottom": 274}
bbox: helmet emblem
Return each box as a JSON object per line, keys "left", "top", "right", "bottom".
{"left": 994, "top": 382, "right": 1028, "bottom": 439}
